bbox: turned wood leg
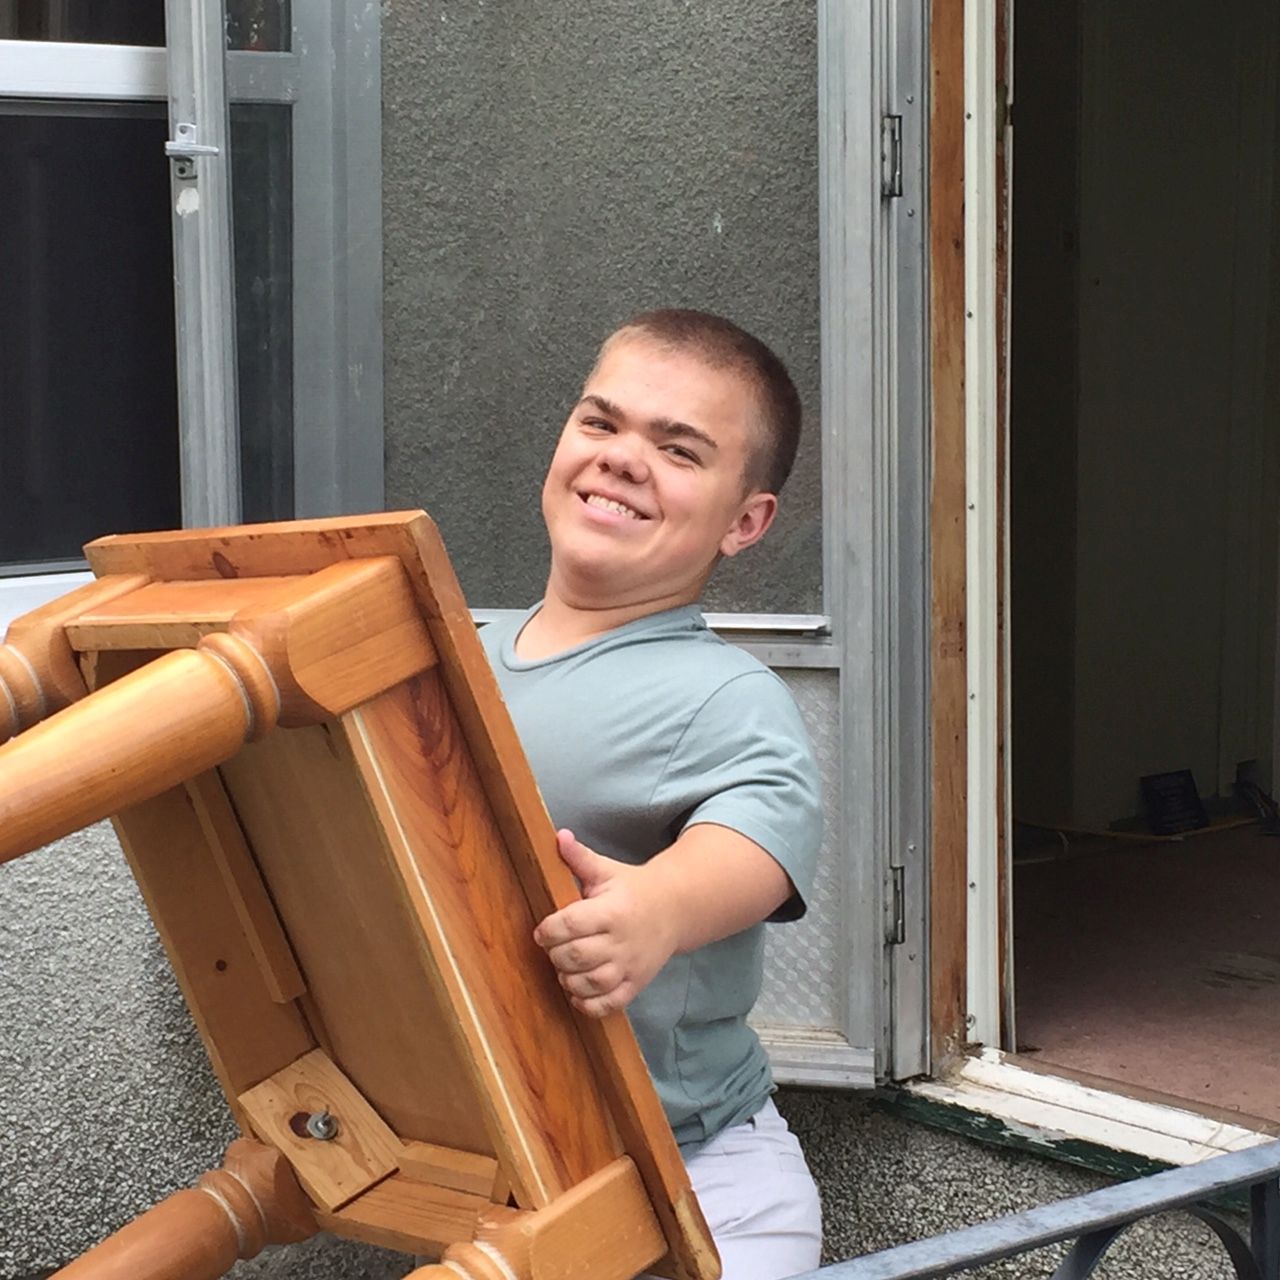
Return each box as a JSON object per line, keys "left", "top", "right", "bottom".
{"left": 403, "top": 1157, "right": 673, "bottom": 1280}
{"left": 51, "top": 1139, "right": 317, "bottom": 1280}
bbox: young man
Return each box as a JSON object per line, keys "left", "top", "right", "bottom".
{"left": 480, "top": 309, "right": 823, "bottom": 1280}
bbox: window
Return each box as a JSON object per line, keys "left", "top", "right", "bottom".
{"left": 0, "top": 1, "right": 380, "bottom": 604}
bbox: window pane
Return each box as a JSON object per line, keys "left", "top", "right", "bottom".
{"left": 231, "top": 103, "right": 294, "bottom": 521}
{"left": 0, "top": 2, "right": 164, "bottom": 44}
{"left": 0, "top": 111, "right": 180, "bottom": 570}
{"left": 226, "top": 0, "right": 289, "bottom": 52}
{"left": 0, "top": 3, "right": 290, "bottom": 50}
{"left": 382, "top": 2, "right": 822, "bottom": 613}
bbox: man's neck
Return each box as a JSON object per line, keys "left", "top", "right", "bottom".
{"left": 514, "top": 580, "right": 700, "bottom": 660}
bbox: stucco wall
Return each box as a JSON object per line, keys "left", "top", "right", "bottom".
{"left": 0, "top": 824, "right": 1245, "bottom": 1280}
{"left": 380, "top": 0, "right": 823, "bottom": 617}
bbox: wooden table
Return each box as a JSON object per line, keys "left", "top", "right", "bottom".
{"left": 0, "top": 512, "right": 719, "bottom": 1280}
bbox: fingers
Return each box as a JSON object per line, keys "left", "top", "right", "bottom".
{"left": 568, "top": 992, "right": 622, "bottom": 1019}
{"left": 555, "top": 827, "right": 615, "bottom": 893}
{"left": 546, "top": 934, "right": 611, "bottom": 974}
{"left": 532, "top": 899, "right": 604, "bottom": 952}
{"left": 556, "top": 961, "right": 623, "bottom": 999}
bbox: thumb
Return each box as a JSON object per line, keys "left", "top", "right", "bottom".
{"left": 556, "top": 828, "right": 614, "bottom": 894}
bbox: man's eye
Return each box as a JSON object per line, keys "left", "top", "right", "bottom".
{"left": 581, "top": 417, "right": 614, "bottom": 432}
{"left": 665, "top": 445, "right": 699, "bottom": 463}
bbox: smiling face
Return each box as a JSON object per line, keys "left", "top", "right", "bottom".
{"left": 541, "top": 335, "right": 778, "bottom": 613}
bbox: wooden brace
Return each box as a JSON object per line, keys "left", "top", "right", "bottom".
{"left": 404, "top": 1157, "right": 668, "bottom": 1280}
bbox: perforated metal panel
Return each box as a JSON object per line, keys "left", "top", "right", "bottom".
{"left": 758, "top": 669, "right": 846, "bottom": 1029}
{"left": 753, "top": 669, "right": 876, "bottom": 1088}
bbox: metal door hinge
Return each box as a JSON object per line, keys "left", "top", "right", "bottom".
{"left": 881, "top": 114, "right": 903, "bottom": 198}
{"left": 165, "top": 121, "right": 220, "bottom": 179}
{"left": 889, "top": 864, "right": 906, "bottom": 944}
{"left": 996, "top": 81, "right": 1012, "bottom": 133}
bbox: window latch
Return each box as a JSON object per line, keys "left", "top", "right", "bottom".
{"left": 165, "top": 122, "right": 220, "bottom": 179}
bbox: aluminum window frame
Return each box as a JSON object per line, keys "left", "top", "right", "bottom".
{"left": 0, "top": 0, "right": 382, "bottom": 598}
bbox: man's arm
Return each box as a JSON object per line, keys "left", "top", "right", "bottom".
{"left": 532, "top": 823, "right": 792, "bottom": 1018}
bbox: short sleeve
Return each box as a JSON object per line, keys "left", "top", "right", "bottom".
{"left": 649, "top": 671, "right": 823, "bottom": 921}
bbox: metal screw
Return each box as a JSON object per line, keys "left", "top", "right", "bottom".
{"left": 305, "top": 1110, "right": 339, "bottom": 1141}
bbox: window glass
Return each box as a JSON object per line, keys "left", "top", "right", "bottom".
{"left": 226, "top": 1, "right": 289, "bottom": 52}
{"left": 0, "top": 111, "right": 181, "bottom": 570}
{"left": 381, "top": 2, "right": 822, "bottom": 613}
{"left": 231, "top": 102, "right": 294, "bottom": 521}
{"left": 0, "top": 2, "right": 164, "bottom": 44}
{"left": 0, "top": 3, "right": 290, "bottom": 50}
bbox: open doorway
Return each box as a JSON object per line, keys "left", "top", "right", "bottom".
{"left": 1010, "top": 0, "right": 1280, "bottom": 1123}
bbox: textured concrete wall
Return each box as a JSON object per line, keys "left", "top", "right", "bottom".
{"left": 381, "top": 0, "right": 823, "bottom": 615}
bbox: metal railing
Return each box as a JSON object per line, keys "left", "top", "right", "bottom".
{"left": 799, "top": 1139, "right": 1280, "bottom": 1280}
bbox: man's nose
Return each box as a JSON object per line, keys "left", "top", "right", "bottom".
{"left": 597, "top": 435, "right": 649, "bottom": 483}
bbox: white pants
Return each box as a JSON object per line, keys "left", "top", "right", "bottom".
{"left": 646, "top": 1099, "right": 823, "bottom": 1280}
{"left": 416, "top": 1101, "right": 822, "bottom": 1280}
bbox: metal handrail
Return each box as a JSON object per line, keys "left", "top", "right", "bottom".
{"left": 798, "top": 1139, "right": 1280, "bottom": 1280}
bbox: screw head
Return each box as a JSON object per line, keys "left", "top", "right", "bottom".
{"left": 305, "top": 1110, "right": 339, "bottom": 1141}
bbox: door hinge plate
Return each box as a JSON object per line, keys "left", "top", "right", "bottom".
{"left": 889, "top": 864, "right": 906, "bottom": 945}
{"left": 881, "top": 115, "right": 903, "bottom": 198}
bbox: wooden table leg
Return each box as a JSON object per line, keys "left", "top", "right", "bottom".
{"left": 402, "top": 1157, "right": 673, "bottom": 1280}
{"left": 51, "top": 1140, "right": 317, "bottom": 1280}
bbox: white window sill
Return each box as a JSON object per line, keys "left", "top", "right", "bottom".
{"left": 0, "top": 570, "right": 95, "bottom": 635}
{"left": 906, "top": 1047, "right": 1274, "bottom": 1168}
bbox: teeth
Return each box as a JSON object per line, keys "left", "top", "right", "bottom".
{"left": 585, "top": 494, "right": 643, "bottom": 520}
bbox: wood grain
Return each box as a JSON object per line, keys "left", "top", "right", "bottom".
{"left": 111, "top": 781, "right": 315, "bottom": 1114}
{"left": 185, "top": 770, "right": 306, "bottom": 1004}
{"left": 396, "top": 1141, "right": 501, "bottom": 1197}
{"left": 393, "top": 519, "right": 717, "bottom": 1280}
{"left": 403, "top": 1158, "right": 668, "bottom": 1280}
{"left": 227, "top": 557, "right": 438, "bottom": 724}
{"left": 239, "top": 1049, "right": 401, "bottom": 1212}
{"left": 346, "top": 677, "right": 621, "bottom": 1208}
{"left": 218, "top": 723, "right": 496, "bottom": 1156}
{"left": 65, "top": 576, "right": 298, "bottom": 651}
{"left": 70, "top": 513, "right": 716, "bottom": 1279}
{"left": 0, "top": 646, "right": 273, "bottom": 864}
{"left": 929, "top": 0, "right": 970, "bottom": 1069}
{"left": 318, "top": 1174, "right": 490, "bottom": 1256}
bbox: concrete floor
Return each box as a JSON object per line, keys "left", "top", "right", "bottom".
{"left": 1014, "top": 823, "right": 1280, "bottom": 1123}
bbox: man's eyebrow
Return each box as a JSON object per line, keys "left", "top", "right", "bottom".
{"left": 577, "top": 393, "right": 623, "bottom": 417}
{"left": 576, "top": 394, "right": 719, "bottom": 452}
{"left": 654, "top": 419, "right": 719, "bottom": 452}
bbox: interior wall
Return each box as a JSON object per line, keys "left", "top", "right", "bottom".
{"left": 1009, "top": 0, "right": 1081, "bottom": 827}
{"left": 1014, "top": 0, "right": 1280, "bottom": 830}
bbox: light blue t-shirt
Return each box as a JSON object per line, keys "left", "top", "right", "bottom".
{"left": 481, "top": 603, "right": 822, "bottom": 1150}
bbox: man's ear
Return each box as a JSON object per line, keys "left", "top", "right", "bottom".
{"left": 720, "top": 492, "right": 778, "bottom": 558}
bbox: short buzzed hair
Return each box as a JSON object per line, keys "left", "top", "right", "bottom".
{"left": 597, "top": 308, "right": 802, "bottom": 495}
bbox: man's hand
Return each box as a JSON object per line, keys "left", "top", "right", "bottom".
{"left": 533, "top": 829, "right": 679, "bottom": 1019}
{"left": 533, "top": 824, "right": 794, "bottom": 1019}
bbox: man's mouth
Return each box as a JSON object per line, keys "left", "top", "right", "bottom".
{"left": 582, "top": 493, "right": 648, "bottom": 520}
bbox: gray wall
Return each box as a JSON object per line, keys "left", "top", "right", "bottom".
{"left": 1013, "top": 0, "right": 1280, "bottom": 829}
{"left": 381, "top": 1, "right": 823, "bottom": 616}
